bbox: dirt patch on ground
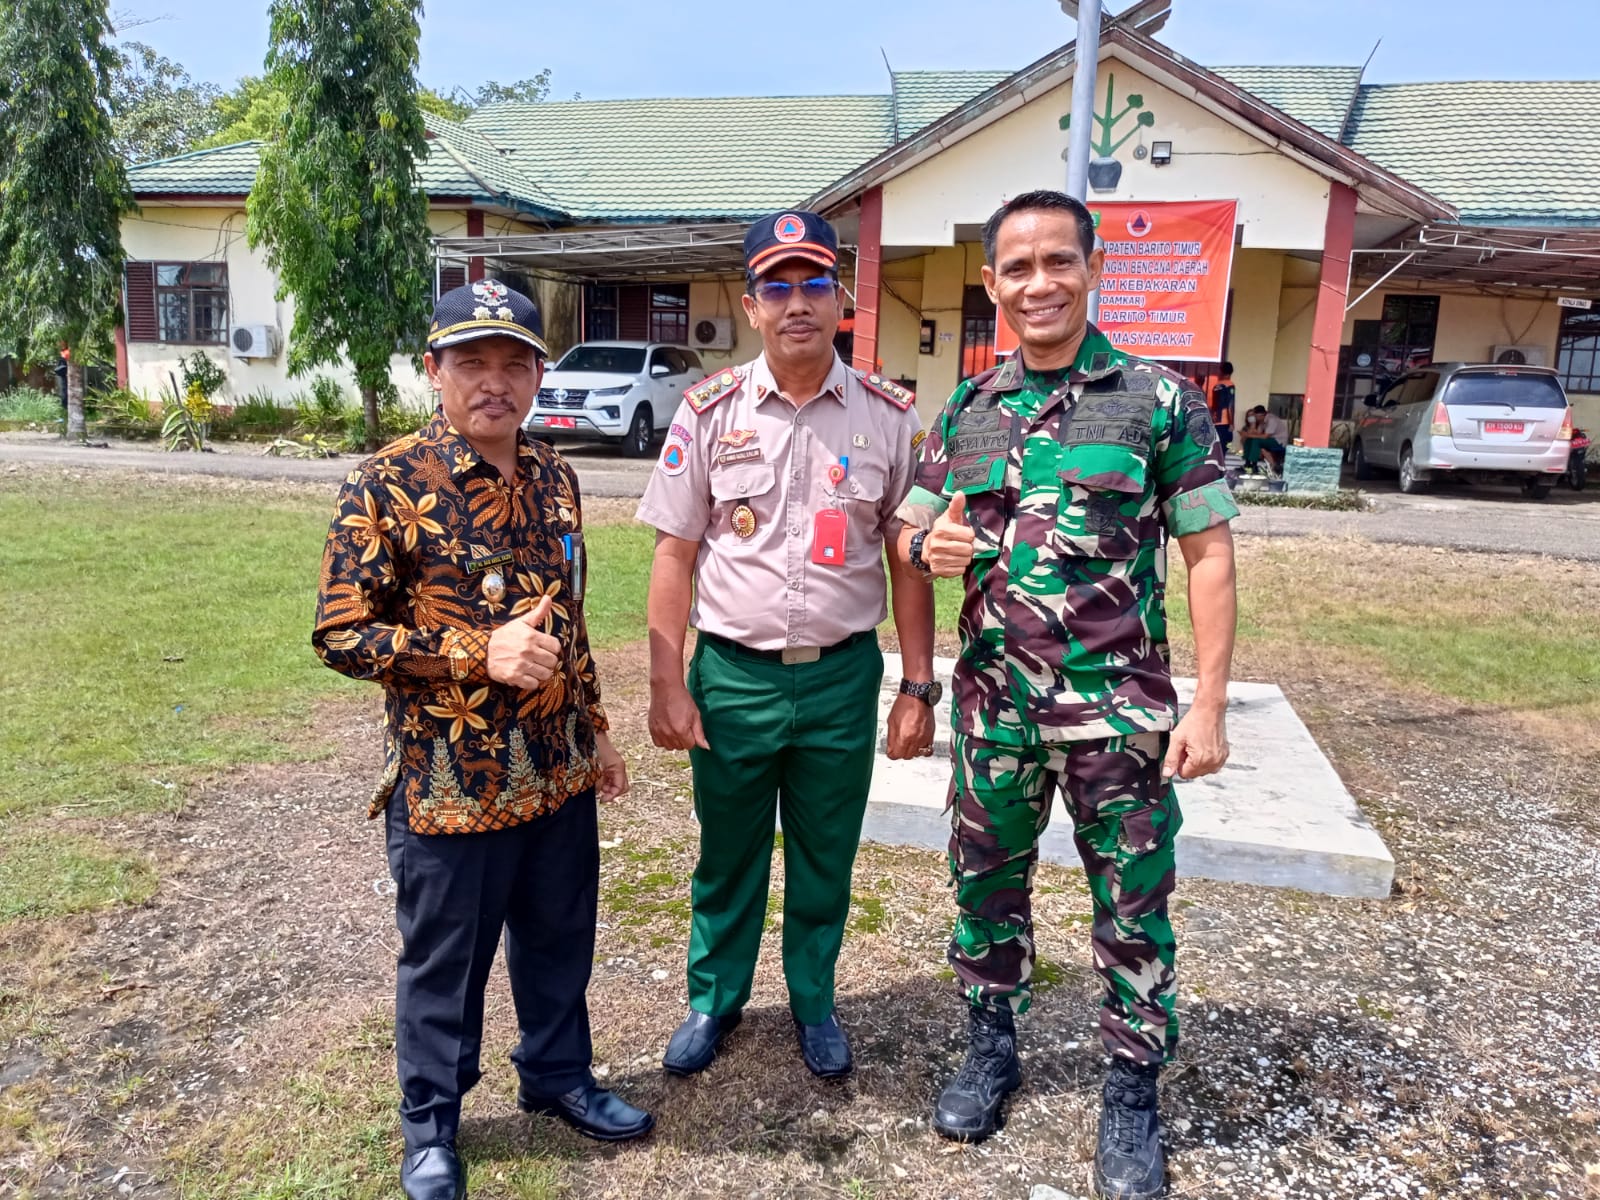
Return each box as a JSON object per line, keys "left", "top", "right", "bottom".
{"left": 4, "top": 558, "right": 1600, "bottom": 1197}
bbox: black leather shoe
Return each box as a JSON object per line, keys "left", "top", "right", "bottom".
{"left": 794, "top": 1009, "right": 852, "bottom": 1079}
{"left": 662, "top": 1008, "right": 742, "bottom": 1076}
{"left": 517, "top": 1083, "right": 655, "bottom": 1143}
{"left": 400, "top": 1142, "right": 465, "bottom": 1200}
{"left": 932, "top": 1005, "right": 1021, "bottom": 1143}
{"left": 1094, "top": 1058, "right": 1165, "bottom": 1199}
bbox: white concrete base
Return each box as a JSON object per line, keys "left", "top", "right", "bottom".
{"left": 868, "top": 653, "right": 1395, "bottom": 899}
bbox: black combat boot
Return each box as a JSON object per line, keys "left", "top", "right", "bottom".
{"left": 1094, "top": 1057, "right": 1165, "bottom": 1199}
{"left": 932, "top": 1005, "right": 1021, "bottom": 1142}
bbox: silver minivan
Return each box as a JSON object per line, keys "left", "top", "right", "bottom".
{"left": 1352, "top": 363, "right": 1574, "bottom": 498}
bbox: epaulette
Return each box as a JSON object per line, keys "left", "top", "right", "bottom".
{"left": 859, "top": 371, "right": 916, "bottom": 411}
{"left": 684, "top": 369, "right": 744, "bottom": 415}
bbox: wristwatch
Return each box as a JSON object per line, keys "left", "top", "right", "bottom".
{"left": 909, "top": 529, "right": 933, "bottom": 576}
{"left": 900, "top": 678, "right": 943, "bottom": 707}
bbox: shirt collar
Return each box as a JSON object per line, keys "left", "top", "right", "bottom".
{"left": 750, "top": 352, "right": 849, "bottom": 406}
{"left": 423, "top": 407, "right": 534, "bottom": 478}
{"left": 1005, "top": 323, "right": 1123, "bottom": 386}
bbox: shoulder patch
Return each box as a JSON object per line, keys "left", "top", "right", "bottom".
{"left": 684, "top": 369, "right": 744, "bottom": 415}
{"left": 859, "top": 372, "right": 916, "bottom": 411}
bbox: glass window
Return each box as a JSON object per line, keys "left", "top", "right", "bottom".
{"left": 1442, "top": 371, "right": 1568, "bottom": 409}
{"left": 648, "top": 284, "right": 690, "bottom": 345}
{"left": 1557, "top": 308, "right": 1600, "bottom": 393}
{"left": 554, "top": 345, "right": 646, "bottom": 374}
{"left": 960, "top": 285, "right": 998, "bottom": 381}
{"left": 154, "top": 261, "right": 229, "bottom": 345}
{"left": 585, "top": 285, "right": 619, "bottom": 342}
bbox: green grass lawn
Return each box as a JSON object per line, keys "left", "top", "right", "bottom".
{"left": 0, "top": 475, "right": 656, "bottom": 919}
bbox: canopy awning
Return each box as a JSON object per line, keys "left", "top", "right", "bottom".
{"left": 1352, "top": 224, "right": 1600, "bottom": 295}
{"left": 433, "top": 223, "right": 753, "bottom": 282}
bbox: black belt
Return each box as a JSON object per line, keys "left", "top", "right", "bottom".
{"left": 701, "top": 629, "right": 872, "bottom": 664}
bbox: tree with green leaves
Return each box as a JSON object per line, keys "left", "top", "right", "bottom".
{"left": 246, "top": 0, "right": 434, "bottom": 451}
{"left": 0, "top": 0, "right": 136, "bottom": 440}
{"left": 108, "top": 42, "right": 223, "bottom": 163}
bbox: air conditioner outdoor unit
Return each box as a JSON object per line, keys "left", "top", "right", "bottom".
{"left": 1491, "top": 344, "right": 1548, "bottom": 367}
{"left": 232, "top": 324, "right": 282, "bottom": 359}
{"left": 691, "top": 317, "right": 735, "bottom": 352}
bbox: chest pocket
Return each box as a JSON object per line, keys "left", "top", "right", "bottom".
{"left": 1054, "top": 387, "right": 1156, "bottom": 560}
{"left": 943, "top": 398, "right": 1012, "bottom": 561}
{"left": 710, "top": 462, "right": 778, "bottom": 531}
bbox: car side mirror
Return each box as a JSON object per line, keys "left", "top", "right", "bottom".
{"left": 1362, "top": 397, "right": 1378, "bottom": 408}
{"left": 650, "top": 362, "right": 671, "bottom": 377}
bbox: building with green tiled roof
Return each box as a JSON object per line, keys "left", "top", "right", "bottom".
{"left": 117, "top": 23, "right": 1600, "bottom": 441}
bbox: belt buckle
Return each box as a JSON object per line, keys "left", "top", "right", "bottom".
{"left": 781, "top": 645, "right": 821, "bottom": 665}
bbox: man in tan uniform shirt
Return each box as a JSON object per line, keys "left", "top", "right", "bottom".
{"left": 636, "top": 210, "right": 937, "bottom": 1080}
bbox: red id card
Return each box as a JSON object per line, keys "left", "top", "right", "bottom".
{"left": 811, "top": 508, "right": 848, "bottom": 566}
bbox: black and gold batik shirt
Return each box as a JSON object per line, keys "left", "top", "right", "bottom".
{"left": 313, "top": 410, "right": 606, "bottom": 834}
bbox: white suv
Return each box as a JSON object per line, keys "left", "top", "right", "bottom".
{"left": 524, "top": 341, "right": 703, "bottom": 457}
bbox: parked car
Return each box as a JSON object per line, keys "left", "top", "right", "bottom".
{"left": 523, "top": 341, "right": 703, "bottom": 457}
{"left": 1351, "top": 363, "right": 1574, "bottom": 498}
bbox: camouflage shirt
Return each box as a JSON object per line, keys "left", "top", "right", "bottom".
{"left": 900, "top": 325, "right": 1237, "bottom": 746}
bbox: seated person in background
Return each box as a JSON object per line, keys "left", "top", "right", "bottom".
{"left": 1240, "top": 406, "right": 1288, "bottom": 473}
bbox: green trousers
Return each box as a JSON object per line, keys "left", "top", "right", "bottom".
{"left": 685, "top": 632, "right": 883, "bottom": 1025}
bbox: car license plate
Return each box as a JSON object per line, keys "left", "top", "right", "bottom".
{"left": 1484, "top": 421, "right": 1523, "bottom": 434}
{"left": 546, "top": 416, "right": 577, "bottom": 429}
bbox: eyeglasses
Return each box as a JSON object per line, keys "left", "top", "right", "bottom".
{"left": 752, "top": 277, "right": 838, "bottom": 306}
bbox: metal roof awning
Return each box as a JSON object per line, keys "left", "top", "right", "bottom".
{"left": 433, "top": 223, "right": 752, "bottom": 281}
{"left": 1352, "top": 224, "right": 1600, "bottom": 294}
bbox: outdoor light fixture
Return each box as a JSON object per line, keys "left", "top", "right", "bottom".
{"left": 1151, "top": 140, "right": 1173, "bottom": 166}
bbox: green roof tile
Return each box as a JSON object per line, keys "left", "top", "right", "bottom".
{"left": 891, "top": 70, "right": 1012, "bottom": 139}
{"left": 125, "top": 141, "right": 262, "bottom": 194}
{"left": 461, "top": 95, "right": 893, "bottom": 221}
{"left": 1211, "top": 66, "right": 1362, "bottom": 139}
{"left": 1343, "top": 81, "right": 1600, "bottom": 224}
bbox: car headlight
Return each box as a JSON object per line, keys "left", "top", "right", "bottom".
{"left": 589, "top": 386, "right": 632, "bottom": 399}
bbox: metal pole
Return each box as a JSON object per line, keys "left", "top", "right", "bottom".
{"left": 1062, "top": 0, "right": 1104, "bottom": 323}
{"left": 1063, "top": 0, "right": 1103, "bottom": 202}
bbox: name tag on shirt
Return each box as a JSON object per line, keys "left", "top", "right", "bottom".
{"left": 811, "top": 508, "right": 847, "bottom": 566}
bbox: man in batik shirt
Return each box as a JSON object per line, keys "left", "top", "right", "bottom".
{"left": 314, "top": 282, "right": 652, "bottom": 1200}
{"left": 898, "top": 192, "right": 1238, "bottom": 1200}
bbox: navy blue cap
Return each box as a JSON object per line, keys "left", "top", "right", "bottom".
{"left": 744, "top": 211, "right": 839, "bottom": 278}
{"left": 428, "top": 279, "right": 548, "bottom": 358}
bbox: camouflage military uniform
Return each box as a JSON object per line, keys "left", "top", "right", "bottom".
{"left": 900, "top": 324, "right": 1236, "bottom": 1065}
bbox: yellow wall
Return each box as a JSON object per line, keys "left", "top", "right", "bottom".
{"left": 881, "top": 50, "right": 1334, "bottom": 252}
{"left": 121, "top": 205, "right": 546, "bottom": 402}
{"left": 1224, "top": 249, "right": 1284, "bottom": 414}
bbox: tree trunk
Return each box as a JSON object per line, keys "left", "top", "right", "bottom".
{"left": 362, "top": 383, "right": 380, "bottom": 452}
{"left": 66, "top": 360, "right": 86, "bottom": 442}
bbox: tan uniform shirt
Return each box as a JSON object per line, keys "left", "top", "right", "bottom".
{"left": 636, "top": 353, "right": 922, "bottom": 651}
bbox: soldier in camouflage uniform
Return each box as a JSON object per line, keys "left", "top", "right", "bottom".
{"left": 897, "top": 191, "right": 1238, "bottom": 1199}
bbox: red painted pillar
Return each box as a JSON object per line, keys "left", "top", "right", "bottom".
{"left": 1301, "top": 181, "right": 1357, "bottom": 448}
{"left": 114, "top": 322, "right": 129, "bottom": 390}
{"left": 851, "top": 186, "right": 884, "bottom": 374}
{"left": 466, "top": 210, "right": 485, "bottom": 283}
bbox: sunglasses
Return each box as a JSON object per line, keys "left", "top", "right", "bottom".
{"left": 752, "top": 277, "right": 838, "bottom": 305}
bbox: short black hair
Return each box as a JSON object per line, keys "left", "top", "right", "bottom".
{"left": 1220, "top": 361, "right": 1234, "bottom": 375}
{"left": 982, "top": 190, "right": 1097, "bottom": 266}
{"left": 1248, "top": 405, "right": 1267, "bottom": 415}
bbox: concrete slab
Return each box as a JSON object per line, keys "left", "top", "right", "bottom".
{"left": 866, "top": 653, "right": 1394, "bottom": 899}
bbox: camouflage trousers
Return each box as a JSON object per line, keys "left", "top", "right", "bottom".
{"left": 947, "top": 730, "right": 1182, "bottom": 1065}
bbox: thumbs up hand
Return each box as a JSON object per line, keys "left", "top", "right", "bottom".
{"left": 923, "top": 492, "right": 977, "bottom": 578}
{"left": 488, "top": 593, "right": 563, "bottom": 690}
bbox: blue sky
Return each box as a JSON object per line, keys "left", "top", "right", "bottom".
{"left": 117, "top": 0, "right": 1599, "bottom": 97}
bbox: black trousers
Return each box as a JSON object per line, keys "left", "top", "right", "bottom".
{"left": 385, "top": 789, "right": 599, "bottom": 1149}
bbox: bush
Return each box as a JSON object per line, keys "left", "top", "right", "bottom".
{"left": 1234, "top": 488, "right": 1371, "bottom": 511}
{"left": 180, "top": 351, "right": 228, "bottom": 400}
{"left": 0, "top": 387, "right": 64, "bottom": 425}
{"left": 87, "top": 388, "right": 162, "bottom": 438}
{"left": 213, "top": 388, "right": 295, "bottom": 439}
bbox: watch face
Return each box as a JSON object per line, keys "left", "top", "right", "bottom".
{"left": 928, "top": 681, "right": 943, "bottom": 706}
